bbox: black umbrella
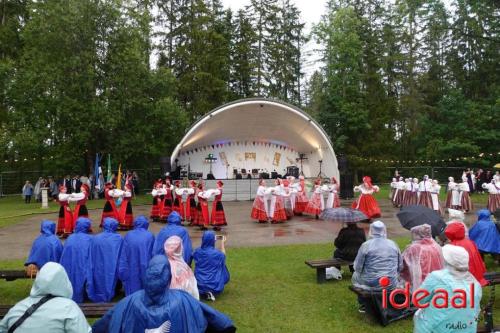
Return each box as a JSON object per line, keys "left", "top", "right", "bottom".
{"left": 397, "top": 205, "right": 446, "bottom": 237}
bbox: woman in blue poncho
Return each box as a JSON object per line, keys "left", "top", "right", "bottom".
{"left": 92, "top": 255, "right": 236, "bottom": 333}
{"left": 118, "top": 215, "right": 155, "bottom": 296}
{"left": 469, "top": 209, "right": 500, "bottom": 260}
{"left": 59, "top": 217, "right": 93, "bottom": 303}
{"left": 87, "top": 217, "right": 123, "bottom": 303}
{"left": 25, "top": 220, "right": 63, "bottom": 270}
{"left": 193, "top": 231, "right": 230, "bottom": 301}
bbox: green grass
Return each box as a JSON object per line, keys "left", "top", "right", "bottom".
{"left": 1, "top": 240, "right": 498, "bottom": 332}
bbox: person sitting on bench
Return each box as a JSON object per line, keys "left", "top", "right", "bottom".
{"left": 0, "top": 262, "right": 91, "bottom": 333}
{"left": 25, "top": 220, "right": 63, "bottom": 273}
{"left": 401, "top": 224, "right": 444, "bottom": 291}
{"left": 333, "top": 223, "right": 366, "bottom": 273}
{"left": 352, "top": 221, "right": 402, "bottom": 313}
{"left": 413, "top": 245, "right": 482, "bottom": 333}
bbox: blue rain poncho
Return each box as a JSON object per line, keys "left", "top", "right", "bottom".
{"left": 469, "top": 209, "right": 500, "bottom": 254}
{"left": 193, "top": 231, "right": 230, "bottom": 295}
{"left": 153, "top": 211, "right": 192, "bottom": 265}
{"left": 352, "top": 221, "right": 403, "bottom": 290}
{"left": 92, "top": 255, "right": 236, "bottom": 333}
{"left": 87, "top": 217, "right": 123, "bottom": 303}
{"left": 118, "top": 215, "right": 155, "bottom": 296}
{"left": 414, "top": 245, "right": 482, "bottom": 333}
{"left": 25, "top": 220, "right": 63, "bottom": 268}
{"left": 0, "top": 262, "right": 91, "bottom": 333}
{"left": 59, "top": 217, "right": 93, "bottom": 303}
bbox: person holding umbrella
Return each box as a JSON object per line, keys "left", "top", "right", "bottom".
{"left": 333, "top": 223, "right": 366, "bottom": 273}
{"left": 351, "top": 176, "right": 381, "bottom": 220}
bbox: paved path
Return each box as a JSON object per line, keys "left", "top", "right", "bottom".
{"left": 0, "top": 199, "right": 477, "bottom": 260}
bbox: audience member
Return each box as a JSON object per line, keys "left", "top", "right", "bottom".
{"left": 469, "top": 209, "right": 500, "bottom": 261}
{"left": 164, "top": 235, "right": 199, "bottom": 300}
{"left": 25, "top": 220, "right": 63, "bottom": 271}
{"left": 22, "top": 180, "right": 33, "bottom": 204}
{"left": 153, "top": 211, "right": 193, "bottom": 265}
{"left": 333, "top": 223, "right": 366, "bottom": 273}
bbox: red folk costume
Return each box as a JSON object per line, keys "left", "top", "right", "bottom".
{"left": 294, "top": 176, "right": 309, "bottom": 214}
{"left": 304, "top": 179, "right": 325, "bottom": 217}
{"left": 70, "top": 184, "right": 89, "bottom": 223}
{"left": 118, "top": 182, "right": 134, "bottom": 229}
{"left": 196, "top": 184, "right": 210, "bottom": 229}
{"left": 150, "top": 180, "right": 163, "bottom": 221}
{"left": 57, "top": 185, "right": 73, "bottom": 236}
{"left": 100, "top": 183, "right": 119, "bottom": 227}
{"left": 186, "top": 181, "right": 198, "bottom": 223}
{"left": 326, "top": 177, "right": 340, "bottom": 209}
{"left": 160, "top": 181, "right": 174, "bottom": 220}
{"left": 173, "top": 181, "right": 186, "bottom": 220}
{"left": 211, "top": 181, "right": 227, "bottom": 227}
{"left": 251, "top": 179, "right": 270, "bottom": 222}
{"left": 269, "top": 179, "right": 287, "bottom": 223}
{"left": 351, "top": 176, "right": 381, "bottom": 219}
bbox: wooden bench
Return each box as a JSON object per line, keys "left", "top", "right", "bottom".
{"left": 0, "top": 270, "right": 32, "bottom": 281}
{"left": 305, "top": 258, "right": 353, "bottom": 284}
{"left": 0, "top": 303, "right": 114, "bottom": 319}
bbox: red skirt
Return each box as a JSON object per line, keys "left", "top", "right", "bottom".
{"left": 211, "top": 200, "right": 227, "bottom": 226}
{"left": 101, "top": 200, "right": 118, "bottom": 226}
{"left": 418, "top": 192, "right": 433, "bottom": 209}
{"left": 196, "top": 202, "right": 210, "bottom": 226}
{"left": 173, "top": 197, "right": 185, "bottom": 220}
{"left": 119, "top": 199, "right": 133, "bottom": 229}
{"left": 150, "top": 196, "right": 160, "bottom": 219}
{"left": 57, "top": 204, "right": 74, "bottom": 235}
{"left": 351, "top": 194, "right": 381, "bottom": 219}
{"left": 294, "top": 192, "right": 309, "bottom": 214}
{"left": 304, "top": 193, "right": 322, "bottom": 216}
{"left": 73, "top": 204, "right": 89, "bottom": 222}
{"left": 187, "top": 197, "right": 198, "bottom": 222}
{"left": 251, "top": 197, "right": 268, "bottom": 221}
{"left": 403, "top": 192, "right": 418, "bottom": 206}
{"left": 460, "top": 192, "right": 473, "bottom": 212}
{"left": 272, "top": 196, "right": 287, "bottom": 223}
{"left": 161, "top": 197, "right": 173, "bottom": 220}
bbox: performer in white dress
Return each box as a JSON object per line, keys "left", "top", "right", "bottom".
{"left": 390, "top": 177, "right": 397, "bottom": 201}
{"left": 418, "top": 175, "right": 433, "bottom": 209}
{"left": 445, "top": 177, "right": 460, "bottom": 210}
{"left": 351, "top": 176, "right": 381, "bottom": 219}
{"left": 304, "top": 178, "right": 326, "bottom": 219}
{"left": 430, "top": 180, "right": 442, "bottom": 215}
{"left": 269, "top": 179, "right": 287, "bottom": 223}
{"left": 251, "top": 179, "right": 271, "bottom": 223}
{"left": 392, "top": 177, "right": 405, "bottom": 207}
{"left": 326, "top": 177, "right": 340, "bottom": 209}
{"left": 482, "top": 175, "right": 500, "bottom": 213}
{"left": 458, "top": 175, "right": 473, "bottom": 212}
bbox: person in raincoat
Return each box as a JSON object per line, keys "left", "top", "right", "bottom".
{"left": 469, "top": 209, "right": 500, "bottom": 260}
{"left": 193, "top": 231, "right": 230, "bottom": 301}
{"left": 401, "top": 224, "right": 444, "bottom": 291}
{"left": 352, "top": 221, "right": 402, "bottom": 312}
{"left": 118, "top": 215, "right": 155, "bottom": 296}
{"left": 0, "top": 262, "right": 91, "bottom": 333}
{"left": 91, "top": 255, "right": 236, "bottom": 333}
{"left": 153, "top": 211, "right": 192, "bottom": 265}
{"left": 164, "top": 235, "right": 199, "bottom": 300}
{"left": 59, "top": 217, "right": 93, "bottom": 303}
{"left": 87, "top": 217, "right": 123, "bottom": 303}
{"left": 25, "top": 220, "right": 63, "bottom": 270}
{"left": 414, "top": 245, "right": 482, "bottom": 333}
{"left": 444, "top": 222, "right": 487, "bottom": 286}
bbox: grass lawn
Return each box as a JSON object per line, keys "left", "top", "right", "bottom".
{"left": 0, "top": 240, "right": 498, "bottom": 332}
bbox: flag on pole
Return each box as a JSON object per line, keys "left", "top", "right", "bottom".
{"left": 106, "top": 154, "right": 112, "bottom": 183}
{"left": 94, "top": 153, "right": 101, "bottom": 191}
{"left": 116, "top": 164, "right": 122, "bottom": 190}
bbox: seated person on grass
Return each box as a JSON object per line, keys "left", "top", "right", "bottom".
{"left": 25, "top": 220, "right": 63, "bottom": 274}
{"left": 469, "top": 209, "right": 500, "bottom": 263}
{"left": 153, "top": 211, "right": 193, "bottom": 265}
{"left": 164, "top": 235, "right": 199, "bottom": 300}
{"left": 193, "top": 231, "right": 230, "bottom": 301}
{"left": 333, "top": 222, "right": 366, "bottom": 273}
{"left": 0, "top": 262, "right": 91, "bottom": 333}
{"left": 92, "top": 255, "right": 236, "bottom": 333}
{"left": 352, "top": 220, "right": 402, "bottom": 313}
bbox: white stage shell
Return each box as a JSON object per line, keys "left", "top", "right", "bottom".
{"left": 171, "top": 99, "right": 339, "bottom": 180}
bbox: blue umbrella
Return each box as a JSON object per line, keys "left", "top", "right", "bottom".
{"left": 320, "top": 208, "right": 368, "bottom": 223}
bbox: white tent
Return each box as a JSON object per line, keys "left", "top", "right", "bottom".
{"left": 171, "top": 98, "right": 339, "bottom": 180}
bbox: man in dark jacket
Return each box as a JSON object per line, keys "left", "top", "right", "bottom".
{"left": 333, "top": 223, "right": 366, "bottom": 272}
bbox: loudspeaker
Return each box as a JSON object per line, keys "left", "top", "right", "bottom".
{"left": 271, "top": 172, "right": 278, "bottom": 179}
{"left": 160, "top": 156, "right": 171, "bottom": 175}
{"left": 207, "top": 173, "right": 215, "bottom": 180}
{"left": 236, "top": 174, "right": 242, "bottom": 179}
{"left": 340, "top": 174, "right": 354, "bottom": 199}
{"left": 338, "top": 155, "right": 349, "bottom": 174}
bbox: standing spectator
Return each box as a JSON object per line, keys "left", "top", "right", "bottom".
{"left": 34, "top": 177, "right": 43, "bottom": 202}
{"left": 48, "top": 177, "right": 59, "bottom": 200}
{"left": 476, "top": 169, "right": 485, "bottom": 194}
{"left": 72, "top": 175, "right": 82, "bottom": 193}
{"left": 63, "top": 175, "right": 72, "bottom": 193}
{"left": 132, "top": 171, "right": 139, "bottom": 195}
{"left": 22, "top": 180, "right": 34, "bottom": 204}
{"left": 466, "top": 168, "right": 475, "bottom": 193}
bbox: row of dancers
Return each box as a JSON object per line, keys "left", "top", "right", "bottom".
{"left": 150, "top": 179, "right": 227, "bottom": 231}
{"left": 390, "top": 175, "right": 444, "bottom": 212}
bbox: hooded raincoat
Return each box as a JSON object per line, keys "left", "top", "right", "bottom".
{"left": 59, "top": 217, "right": 93, "bottom": 303}
{"left": 118, "top": 215, "right": 155, "bottom": 296}
{"left": 25, "top": 220, "right": 63, "bottom": 268}
{"left": 153, "top": 211, "right": 193, "bottom": 265}
{"left": 92, "top": 255, "right": 235, "bottom": 333}
{"left": 445, "top": 222, "right": 487, "bottom": 286}
{"left": 87, "top": 217, "right": 123, "bottom": 302}
{"left": 414, "top": 245, "right": 482, "bottom": 333}
{"left": 164, "top": 235, "right": 199, "bottom": 300}
{"left": 0, "top": 262, "right": 91, "bottom": 333}
{"left": 193, "top": 231, "right": 230, "bottom": 295}
{"left": 401, "top": 224, "right": 444, "bottom": 291}
{"left": 469, "top": 209, "right": 500, "bottom": 254}
{"left": 352, "top": 221, "right": 403, "bottom": 290}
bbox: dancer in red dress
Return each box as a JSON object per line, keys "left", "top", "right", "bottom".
{"left": 100, "top": 183, "right": 119, "bottom": 227}
{"left": 57, "top": 185, "right": 73, "bottom": 236}
{"left": 160, "top": 179, "right": 174, "bottom": 221}
{"left": 186, "top": 180, "right": 197, "bottom": 224}
{"left": 351, "top": 176, "right": 381, "bottom": 219}
{"left": 304, "top": 178, "right": 325, "bottom": 219}
{"left": 196, "top": 183, "right": 211, "bottom": 230}
{"left": 269, "top": 179, "right": 287, "bottom": 223}
{"left": 70, "top": 184, "right": 89, "bottom": 223}
{"left": 251, "top": 179, "right": 270, "bottom": 223}
{"left": 282, "top": 180, "right": 294, "bottom": 219}
{"left": 173, "top": 180, "right": 186, "bottom": 221}
{"left": 118, "top": 180, "right": 134, "bottom": 230}
{"left": 150, "top": 179, "right": 163, "bottom": 221}
{"left": 294, "top": 175, "right": 309, "bottom": 215}
{"left": 326, "top": 177, "right": 340, "bottom": 209}
{"left": 211, "top": 181, "right": 227, "bottom": 230}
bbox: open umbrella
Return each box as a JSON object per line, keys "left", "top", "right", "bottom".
{"left": 397, "top": 205, "right": 446, "bottom": 237}
{"left": 320, "top": 207, "right": 368, "bottom": 223}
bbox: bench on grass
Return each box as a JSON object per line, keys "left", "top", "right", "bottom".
{"left": 0, "top": 270, "right": 32, "bottom": 281}
{"left": 305, "top": 258, "right": 353, "bottom": 284}
{"left": 0, "top": 303, "right": 114, "bottom": 319}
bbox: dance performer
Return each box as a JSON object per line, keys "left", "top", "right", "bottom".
{"left": 393, "top": 177, "right": 405, "bottom": 207}
{"left": 445, "top": 177, "right": 460, "bottom": 209}
{"left": 173, "top": 181, "right": 186, "bottom": 221}
{"left": 403, "top": 178, "right": 418, "bottom": 206}
{"left": 281, "top": 180, "right": 294, "bottom": 219}
{"left": 186, "top": 180, "right": 197, "bottom": 224}
{"left": 269, "top": 179, "right": 287, "bottom": 223}
{"left": 150, "top": 179, "right": 163, "bottom": 222}
{"left": 160, "top": 179, "right": 174, "bottom": 220}
{"left": 70, "top": 184, "right": 89, "bottom": 223}
{"left": 459, "top": 175, "right": 473, "bottom": 213}
{"left": 118, "top": 180, "right": 134, "bottom": 230}
{"left": 100, "top": 183, "right": 119, "bottom": 227}
{"left": 294, "top": 175, "right": 309, "bottom": 215}
{"left": 418, "top": 175, "right": 433, "bottom": 209}
{"left": 326, "top": 176, "right": 340, "bottom": 209}
{"left": 482, "top": 176, "right": 500, "bottom": 213}
{"left": 304, "top": 178, "right": 325, "bottom": 219}
{"left": 288, "top": 176, "right": 299, "bottom": 212}
{"left": 351, "top": 176, "right": 381, "bottom": 219}
{"left": 211, "top": 181, "right": 227, "bottom": 230}
{"left": 430, "top": 180, "right": 442, "bottom": 215}
{"left": 251, "top": 179, "right": 271, "bottom": 223}
{"left": 57, "top": 185, "right": 73, "bottom": 236}
{"left": 389, "top": 178, "right": 397, "bottom": 201}
{"left": 196, "top": 183, "right": 211, "bottom": 230}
